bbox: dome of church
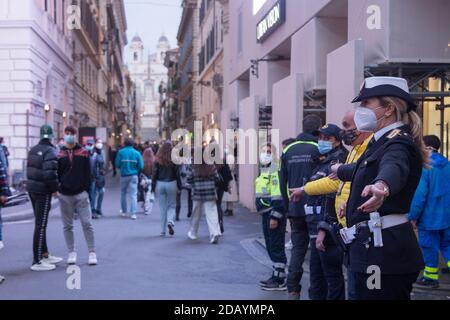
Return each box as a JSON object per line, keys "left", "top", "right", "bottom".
{"left": 132, "top": 34, "right": 142, "bottom": 43}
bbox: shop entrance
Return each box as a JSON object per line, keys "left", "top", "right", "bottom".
{"left": 366, "top": 64, "right": 450, "bottom": 158}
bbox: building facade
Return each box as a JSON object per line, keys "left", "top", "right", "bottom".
{"left": 225, "top": 0, "right": 450, "bottom": 210}
{"left": 160, "top": 48, "right": 180, "bottom": 140}
{"left": 197, "top": 0, "right": 226, "bottom": 143}
{"left": 177, "top": 0, "right": 200, "bottom": 133}
{"left": 129, "top": 34, "right": 170, "bottom": 143}
{"left": 0, "top": 0, "right": 128, "bottom": 183}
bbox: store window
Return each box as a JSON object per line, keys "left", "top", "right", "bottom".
{"left": 422, "top": 78, "right": 450, "bottom": 158}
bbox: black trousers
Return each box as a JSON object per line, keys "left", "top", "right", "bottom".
{"left": 309, "top": 239, "right": 346, "bottom": 300}
{"left": 29, "top": 193, "right": 52, "bottom": 264}
{"left": 354, "top": 271, "right": 420, "bottom": 300}
{"left": 287, "top": 216, "right": 310, "bottom": 294}
{"left": 176, "top": 188, "right": 193, "bottom": 219}
{"left": 216, "top": 188, "right": 225, "bottom": 232}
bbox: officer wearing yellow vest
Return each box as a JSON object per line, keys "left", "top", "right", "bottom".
{"left": 289, "top": 110, "right": 372, "bottom": 300}
{"left": 255, "top": 143, "right": 287, "bottom": 291}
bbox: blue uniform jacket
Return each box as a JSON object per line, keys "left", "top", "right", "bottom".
{"left": 408, "top": 152, "right": 450, "bottom": 231}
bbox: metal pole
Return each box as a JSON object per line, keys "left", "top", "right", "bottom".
{"left": 440, "top": 75, "right": 445, "bottom": 155}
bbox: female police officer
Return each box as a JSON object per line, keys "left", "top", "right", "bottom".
{"left": 331, "top": 77, "right": 427, "bottom": 300}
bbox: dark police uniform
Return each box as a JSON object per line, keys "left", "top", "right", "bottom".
{"left": 306, "top": 146, "right": 347, "bottom": 300}
{"left": 336, "top": 76, "right": 425, "bottom": 300}
{"left": 279, "top": 133, "right": 320, "bottom": 294}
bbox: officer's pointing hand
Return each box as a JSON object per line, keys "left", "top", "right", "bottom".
{"left": 358, "top": 183, "right": 389, "bottom": 213}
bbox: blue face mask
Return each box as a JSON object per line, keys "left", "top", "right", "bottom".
{"left": 64, "top": 135, "right": 75, "bottom": 145}
{"left": 318, "top": 140, "right": 333, "bottom": 155}
{"left": 86, "top": 145, "right": 94, "bottom": 151}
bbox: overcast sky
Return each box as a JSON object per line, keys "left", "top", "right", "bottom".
{"left": 123, "top": 0, "right": 182, "bottom": 63}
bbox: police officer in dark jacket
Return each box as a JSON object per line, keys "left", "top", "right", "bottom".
{"left": 279, "top": 114, "right": 322, "bottom": 299}
{"left": 26, "top": 125, "right": 62, "bottom": 271}
{"left": 333, "top": 77, "right": 426, "bottom": 300}
{"left": 297, "top": 124, "right": 348, "bottom": 300}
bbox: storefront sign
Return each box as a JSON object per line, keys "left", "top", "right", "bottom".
{"left": 256, "top": 0, "right": 286, "bottom": 43}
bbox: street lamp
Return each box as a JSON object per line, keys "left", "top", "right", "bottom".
{"left": 44, "top": 104, "right": 51, "bottom": 112}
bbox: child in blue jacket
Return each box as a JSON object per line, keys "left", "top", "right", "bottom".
{"left": 409, "top": 135, "right": 450, "bottom": 288}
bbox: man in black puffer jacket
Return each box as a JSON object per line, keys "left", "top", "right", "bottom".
{"left": 26, "top": 125, "right": 62, "bottom": 271}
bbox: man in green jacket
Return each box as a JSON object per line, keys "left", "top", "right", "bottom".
{"left": 115, "top": 138, "right": 144, "bottom": 220}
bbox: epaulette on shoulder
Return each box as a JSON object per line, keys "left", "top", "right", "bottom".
{"left": 386, "top": 129, "right": 402, "bottom": 139}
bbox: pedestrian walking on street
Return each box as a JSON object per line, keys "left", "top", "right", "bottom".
{"left": 279, "top": 114, "right": 322, "bottom": 300}
{"left": 215, "top": 159, "right": 233, "bottom": 234}
{"left": 26, "top": 125, "right": 63, "bottom": 271}
{"left": 57, "top": 126, "right": 97, "bottom": 266}
{"left": 222, "top": 148, "right": 238, "bottom": 217}
{"left": 89, "top": 139, "right": 106, "bottom": 219}
{"left": 331, "top": 77, "right": 426, "bottom": 300}
{"left": 291, "top": 124, "right": 348, "bottom": 300}
{"left": 409, "top": 135, "right": 450, "bottom": 289}
{"left": 0, "top": 144, "right": 10, "bottom": 283}
{"left": 109, "top": 146, "right": 118, "bottom": 177}
{"left": 176, "top": 155, "right": 193, "bottom": 220}
{"left": 152, "top": 142, "right": 180, "bottom": 237}
{"left": 116, "top": 138, "right": 144, "bottom": 220}
{"left": 255, "top": 144, "right": 288, "bottom": 291}
{"left": 140, "top": 147, "right": 155, "bottom": 215}
{"left": 187, "top": 152, "right": 222, "bottom": 244}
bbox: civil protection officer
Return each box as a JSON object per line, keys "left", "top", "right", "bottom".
{"left": 332, "top": 77, "right": 426, "bottom": 300}
{"left": 279, "top": 115, "right": 322, "bottom": 300}
{"left": 255, "top": 144, "right": 288, "bottom": 291}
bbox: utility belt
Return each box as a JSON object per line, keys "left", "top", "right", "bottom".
{"left": 339, "top": 213, "right": 409, "bottom": 248}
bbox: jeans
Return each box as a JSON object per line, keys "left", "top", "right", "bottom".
{"left": 287, "top": 216, "right": 310, "bottom": 294}
{"left": 89, "top": 182, "right": 104, "bottom": 214}
{"left": 155, "top": 181, "right": 177, "bottom": 234}
{"left": 59, "top": 192, "right": 95, "bottom": 253}
{"left": 262, "top": 211, "right": 287, "bottom": 276}
{"left": 309, "top": 240, "right": 345, "bottom": 300}
{"left": 120, "top": 175, "right": 138, "bottom": 215}
{"left": 29, "top": 193, "right": 52, "bottom": 264}
{"left": 190, "top": 200, "right": 221, "bottom": 237}
{"left": 143, "top": 189, "right": 155, "bottom": 213}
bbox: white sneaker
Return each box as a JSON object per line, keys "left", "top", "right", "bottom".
{"left": 187, "top": 231, "right": 198, "bottom": 240}
{"left": 210, "top": 234, "right": 220, "bottom": 244}
{"left": 131, "top": 214, "right": 137, "bottom": 220}
{"left": 41, "top": 255, "right": 63, "bottom": 265}
{"left": 0, "top": 241, "right": 4, "bottom": 250}
{"left": 0, "top": 275, "right": 5, "bottom": 284}
{"left": 120, "top": 210, "right": 128, "bottom": 217}
{"left": 30, "top": 262, "right": 56, "bottom": 272}
{"left": 285, "top": 240, "right": 293, "bottom": 250}
{"left": 67, "top": 252, "right": 77, "bottom": 265}
{"left": 88, "top": 252, "right": 98, "bottom": 265}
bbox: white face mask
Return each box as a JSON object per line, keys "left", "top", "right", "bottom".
{"left": 259, "top": 153, "right": 273, "bottom": 166}
{"left": 354, "top": 106, "right": 385, "bottom": 132}
{"left": 95, "top": 143, "right": 103, "bottom": 150}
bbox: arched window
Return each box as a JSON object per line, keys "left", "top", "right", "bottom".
{"left": 134, "top": 52, "right": 138, "bottom": 61}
